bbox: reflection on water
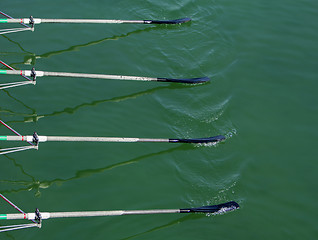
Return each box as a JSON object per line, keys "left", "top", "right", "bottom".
{"left": 0, "top": 145, "right": 188, "bottom": 197}
{"left": 0, "top": 83, "right": 190, "bottom": 123}
{"left": 122, "top": 214, "right": 200, "bottom": 240}
{"left": 1, "top": 23, "right": 184, "bottom": 66}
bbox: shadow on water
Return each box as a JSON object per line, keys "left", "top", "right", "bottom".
{"left": 0, "top": 81, "right": 203, "bottom": 123}
{"left": 0, "top": 22, "right": 204, "bottom": 122}
{"left": 0, "top": 91, "right": 36, "bottom": 119}
{"left": 121, "top": 214, "right": 202, "bottom": 240}
{"left": 1, "top": 22, "right": 191, "bottom": 65}
{"left": 0, "top": 144, "right": 191, "bottom": 197}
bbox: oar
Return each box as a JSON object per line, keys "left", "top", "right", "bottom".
{"left": 0, "top": 69, "right": 209, "bottom": 85}
{"left": 1, "top": 17, "right": 191, "bottom": 25}
{"left": 1, "top": 201, "right": 239, "bottom": 221}
{"left": 0, "top": 134, "right": 224, "bottom": 154}
{"left": 1, "top": 134, "right": 225, "bottom": 144}
{"left": 0, "top": 118, "right": 225, "bottom": 155}
{"left": 0, "top": 15, "right": 191, "bottom": 35}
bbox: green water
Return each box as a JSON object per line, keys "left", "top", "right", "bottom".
{"left": 1, "top": 0, "right": 317, "bottom": 239}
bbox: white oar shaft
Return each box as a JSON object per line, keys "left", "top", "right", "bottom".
{"left": 4, "top": 135, "right": 169, "bottom": 143}
{"left": 42, "top": 19, "right": 144, "bottom": 24}
{"left": 51, "top": 209, "right": 179, "bottom": 218}
{"left": 4, "top": 18, "right": 144, "bottom": 24}
{"left": 42, "top": 71, "right": 157, "bottom": 81}
{"left": 4, "top": 209, "right": 180, "bottom": 220}
{"left": 4, "top": 70, "right": 158, "bottom": 81}
{"left": 46, "top": 136, "right": 168, "bottom": 143}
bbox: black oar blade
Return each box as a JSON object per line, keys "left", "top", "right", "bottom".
{"left": 180, "top": 201, "right": 239, "bottom": 214}
{"left": 157, "top": 77, "right": 210, "bottom": 84}
{"left": 144, "top": 18, "right": 191, "bottom": 24}
{"left": 169, "top": 135, "right": 225, "bottom": 144}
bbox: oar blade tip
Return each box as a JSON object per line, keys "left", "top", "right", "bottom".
{"left": 209, "top": 135, "right": 226, "bottom": 143}
{"left": 193, "top": 135, "right": 226, "bottom": 144}
{"left": 145, "top": 17, "right": 192, "bottom": 24}
{"left": 158, "top": 76, "right": 210, "bottom": 84}
{"left": 181, "top": 201, "right": 240, "bottom": 214}
{"left": 170, "top": 135, "right": 225, "bottom": 144}
{"left": 186, "top": 76, "right": 210, "bottom": 84}
{"left": 172, "top": 17, "right": 192, "bottom": 24}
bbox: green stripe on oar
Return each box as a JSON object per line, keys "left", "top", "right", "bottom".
{"left": 0, "top": 214, "right": 7, "bottom": 219}
{"left": 0, "top": 136, "right": 7, "bottom": 140}
{"left": 0, "top": 69, "right": 7, "bottom": 74}
{"left": 0, "top": 19, "right": 8, "bottom": 23}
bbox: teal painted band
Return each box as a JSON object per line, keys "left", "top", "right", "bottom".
{"left": 0, "top": 214, "right": 7, "bottom": 219}
{"left": 0, "top": 19, "right": 8, "bottom": 23}
{"left": 0, "top": 136, "right": 7, "bottom": 140}
{"left": 0, "top": 69, "right": 7, "bottom": 74}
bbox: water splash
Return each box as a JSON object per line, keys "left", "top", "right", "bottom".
{"left": 225, "top": 128, "right": 237, "bottom": 139}
{"left": 206, "top": 204, "right": 239, "bottom": 217}
{"left": 194, "top": 141, "right": 219, "bottom": 148}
